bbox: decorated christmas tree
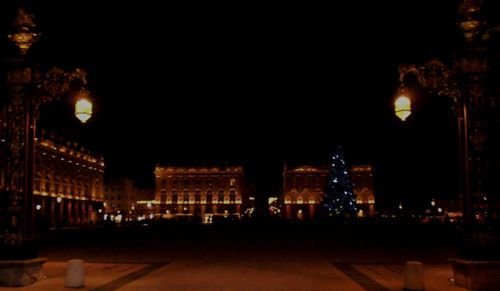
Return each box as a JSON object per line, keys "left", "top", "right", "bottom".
{"left": 323, "top": 146, "right": 357, "bottom": 217}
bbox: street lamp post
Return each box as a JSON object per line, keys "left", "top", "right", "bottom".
{"left": 395, "top": 60, "right": 472, "bottom": 233}
{"left": 393, "top": 0, "right": 498, "bottom": 253}
{"left": 1, "top": 8, "right": 93, "bottom": 259}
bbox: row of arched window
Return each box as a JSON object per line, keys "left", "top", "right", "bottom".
{"left": 163, "top": 188, "right": 238, "bottom": 195}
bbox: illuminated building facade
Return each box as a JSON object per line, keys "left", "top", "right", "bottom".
{"left": 282, "top": 165, "right": 376, "bottom": 220}
{"left": 351, "top": 165, "right": 376, "bottom": 217}
{"left": 103, "top": 179, "right": 155, "bottom": 221}
{"left": 0, "top": 135, "right": 105, "bottom": 228}
{"left": 104, "top": 179, "right": 135, "bottom": 214}
{"left": 154, "top": 166, "right": 245, "bottom": 222}
{"left": 133, "top": 188, "right": 156, "bottom": 219}
{"left": 282, "top": 166, "right": 328, "bottom": 220}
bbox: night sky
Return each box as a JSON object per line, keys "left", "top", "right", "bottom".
{"left": 1, "top": 0, "right": 476, "bottom": 209}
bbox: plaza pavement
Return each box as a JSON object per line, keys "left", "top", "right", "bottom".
{"left": 0, "top": 260, "right": 465, "bottom": 290}
{"left": 0, "top": 224, "right": 466, "bottom": 290}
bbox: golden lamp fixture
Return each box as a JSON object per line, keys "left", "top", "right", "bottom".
{"left": 8, "top": 8, "right": 40, "bottom": 55}
{"left": 75, "top": 91, "right": 93, "bottom": 123}
{"left": 394, "top": 93, "right": 412, "bottom": 122}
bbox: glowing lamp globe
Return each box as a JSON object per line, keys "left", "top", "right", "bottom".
{"left": 75, "top": 97, "right": 93, "bottom": 123}
{"left": 395, "top": 95, "right": 411, "bottom": 121}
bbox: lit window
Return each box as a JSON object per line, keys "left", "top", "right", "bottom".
{"left": 218, "top": 190, "right": 224, "bottom": 203}
{"left": 45, "top": 181, "right": 51, "bottom": 193}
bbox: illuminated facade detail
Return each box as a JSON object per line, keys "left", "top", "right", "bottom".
{"left": 282, "top": 166, "right": 328, "bottom": 220}
{"left": 154, "top": 166, "right": 245, "bottom": 221}
{"left": 0, "top": 134, "right": 105, "bottom": 227}
{"left": 104, "top": 179, "right": 134, "bottom": 214}
{"left": 282, "top": 164, "right": 376, "bottom": 220}
{"left": 351, "top": 165, "right": 376, "bottom": 217}
{"left": 103, "top": 179, "right": 154, "bottom": 221}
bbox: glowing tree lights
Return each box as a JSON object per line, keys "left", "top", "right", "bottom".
{"left": 323, "top": 146, "right": 357, "bottom": 218}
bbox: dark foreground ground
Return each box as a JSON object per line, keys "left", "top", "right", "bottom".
{"left": 38, "top": 221, "right": 461, "bottom": 264}
{"left": 0, "top": 222, "right": 468, "bottom": 290}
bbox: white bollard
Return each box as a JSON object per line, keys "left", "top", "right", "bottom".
{"left": 65, "top": 259, "right": 84, "bottom": 288}
{"left": 404, "top": 261, "right": 424, "bottom": 291}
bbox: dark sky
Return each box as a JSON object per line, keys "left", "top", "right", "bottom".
{"left": 1, "top": 0, "right": 482, "bottom": 209}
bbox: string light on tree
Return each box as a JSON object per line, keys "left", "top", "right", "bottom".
{"left": 323, "top": 146, "right": 357, "bottom": 218}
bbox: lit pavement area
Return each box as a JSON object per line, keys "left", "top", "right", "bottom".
{"left": 1, "top": 223, "right": 467, "bottom": 290}
{"left": 0, "top": 261, "right": 465, "bottom": 291}
{"left": 348, "top": 264, "right": 463, "bottom": 291}
{"left": 0, "top": 262, "right": 149, "bottom": 291}
{"left": 115, "top": 261, "right": 464, "bottom": 291}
